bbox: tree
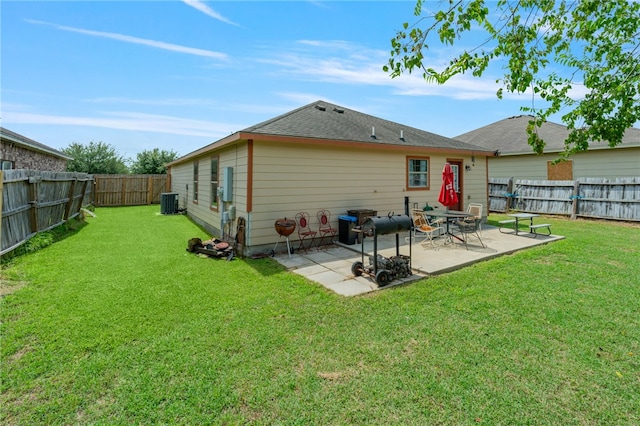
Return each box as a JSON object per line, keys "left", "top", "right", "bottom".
{"left": 129, "top": 148, "right": 179, "bottom": 174}
{"left": 385, "top": 0, "right": 640, "bottom": 158}
{"left": 62, "top": 141, "right": 129, "bottom": 174}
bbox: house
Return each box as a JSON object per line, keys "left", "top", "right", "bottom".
{"left": 0, "top": 127, "right": 72, "bottom": 172}
{"left": 167, "top": 101, "right": 493, "bottom": 256}
{"left": 454, "top": 115, "right": 640, "bottom": 180}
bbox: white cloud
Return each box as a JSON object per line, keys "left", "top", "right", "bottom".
{"left": 26, "top": 19, "right": 229, "bottom": 60}
{"left": 262, "top": 38, "right": 595, "bottom": 103}
{"left": 181, "top": 0, "right": 239, "bottom": 26}
{"left": 85, "top": 97, "right": 221, "bottom": 107}
{"left": 4, "top": 110, "right": 238, "bottom": 138}
{"left": 261, "top": 40, "right": 504, "bottom": 101}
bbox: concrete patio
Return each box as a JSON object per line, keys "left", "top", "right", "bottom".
{"left": 273, "top": 225, "right": 564, "bottom": 296}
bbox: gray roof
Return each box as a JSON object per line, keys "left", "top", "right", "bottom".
{"left": 0, "top": 127, "right": 73, "bottom": 160}
{"left": 240, "top": 100, "right": 490, "bottom": 152}
{"left": 454, "top": 115, "right": 640, "bottom": 155}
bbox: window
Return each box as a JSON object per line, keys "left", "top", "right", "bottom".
{"left": 193, "top": 161, "right": 199, "bottom": 203}
{"left": 0, "top": 160, "right": 14, "bottom": 170}
{"left": 450, "top": 163, "right": 460, "bottom": 192}
{"left": 210, "top": 156, "right": 219, "bottom": 209}
{"left": 407, "top": 157, "right": 429, "bottom": 189}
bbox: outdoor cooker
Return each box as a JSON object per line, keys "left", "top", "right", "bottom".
{"left": 351, "top": 213, "right": 413, "bottom": 286}
{"left": 271, "top": 218, "right": 296, "bottom": 257}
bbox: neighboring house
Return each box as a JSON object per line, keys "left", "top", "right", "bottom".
{"left": 167, "top": 100, "right": 492, "bottom": 256}
{"left": 0, "top": 127, "right": 72, "bottom": 172}
{"left": 454, "top": 115, "right": 640, "bottom": 180}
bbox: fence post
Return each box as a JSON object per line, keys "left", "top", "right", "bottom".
{"left": 79, "top": 178, "right": 89, "bottom": 209}
{"left": 505, "top": 177, "right": 514, "bottom": 212}
{"left": 28, "top": 176, "right": 40, "bottom": 233}
{"left": 571, "top": 180, "right": 580, "bottom": 220}
{"left": 147, "top": 175, "right": 153, "bottom": 205}
{"left": 121, "top": 176, "right": 127, "bottom": 206}
{"left": 64, "top": 178, "right": 77, "bottom": 220}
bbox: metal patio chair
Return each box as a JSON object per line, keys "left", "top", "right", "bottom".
{"left": 407, "top": 210, "right": 444, "bottom": 248}
{"left": 316, "top": 209, "right": 337, "bottom": 248}
{"left": 465, "top": 203, "right": 484, "bottom": 236}
{"left": 453, "top": 217, "right": 485, "bottom": 250}
{"left": 295, "top": 211, "right": 317, "bottom": 253}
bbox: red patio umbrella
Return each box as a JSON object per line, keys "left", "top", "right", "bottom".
{"left": 438, "top": 163, "right": 458, "bottom": 208}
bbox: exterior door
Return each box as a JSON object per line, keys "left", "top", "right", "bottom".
{"left": 448, "top": 160, "right": 463, "bottom": 211}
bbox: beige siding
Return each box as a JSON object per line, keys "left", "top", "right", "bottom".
{"left": 171, "top": 139, "right": 488, "bottom": 255}
{"left": 573, "top": 148, "right": 640, "bottom": 178}
{"left": 170, "top": 143, "right": 248, "bottom": 238}
{"left": 168, "top": 162, "right": 192, "bottom": 208}
{"left": 248, "top": 141, "right": 488, "bottom": 248}
{"left": 461, "top": 158, "right": 490, "bottom": 209}
{"left": 489, "top": 147, "right": 640, "bottom": 180}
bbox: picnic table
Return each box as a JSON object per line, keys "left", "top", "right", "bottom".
{"left": 499, "top": 213, "right": 551, "bottom": 237}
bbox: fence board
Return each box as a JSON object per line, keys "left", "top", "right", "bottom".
{"left": 93, "top": 174, "right": 168, "bottom": 206}
{"left": 489, "top": 176, "right": 640, "bottom": 221}
{"left": 1, "top": 170, "right": 93, "bottom": 255}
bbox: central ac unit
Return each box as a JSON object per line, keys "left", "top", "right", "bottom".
{"left": 160, "top": 192, "right": 179, "bottom": 214}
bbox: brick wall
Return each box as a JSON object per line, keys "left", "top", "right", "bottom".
{"left": 1, "top": 141, "right": 68, "bottom": 171}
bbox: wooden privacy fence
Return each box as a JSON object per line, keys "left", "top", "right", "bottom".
{"left": 1, "top": 170, "right": 93, "bottom": 255}
{"left": 489, "top": 177, "right": 640, "bottom": 221}
{"left": 93, "top": 174, "right": 168, "bottom": 207}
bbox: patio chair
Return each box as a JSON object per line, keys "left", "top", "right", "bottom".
{"left": 461, "top": 203, "right": 483, "bottom": 237}
{"left": 316, "top": 209, "right": 337, "bottom": 248}
{"left": 408, "top": 210, "right": 444, "bottom": 248}
{"left": 453, "top": 218, "right": 485, "bottom": 250}
{"left": 295, "top": 211, "right": 317, "bottom": 253}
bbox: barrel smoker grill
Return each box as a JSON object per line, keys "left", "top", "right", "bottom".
{"left": 351, "top": 213, "right": 412, "bottom": 286}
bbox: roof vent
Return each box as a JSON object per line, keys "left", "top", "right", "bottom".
{"left": 400, "top": 130, "right": 405, "bottom": 141}
{"left": 333, "top": 107, "right": 344, "bottom": 114}
{"left": 371, "top": 126, "right": 376, "bottom": 139}
{"left": 315, "top": 104, "right": 326, "bottom": 111}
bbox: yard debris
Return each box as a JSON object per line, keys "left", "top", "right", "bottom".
{"left": 186, "top": 237, "right": 234, "bottom": 260}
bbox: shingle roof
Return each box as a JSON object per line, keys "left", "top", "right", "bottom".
{"left": 240, "top": 100, "right": 490, "bottom": 152}
{"left": 454, "top": 115, "right": 640, "bottom": 155}
{"left": 0, "top": 127, "right": 72, "bottom": 160}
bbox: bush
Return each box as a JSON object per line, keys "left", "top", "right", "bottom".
{"left": 23, "top": 232, "right": 55, "bottom": 253}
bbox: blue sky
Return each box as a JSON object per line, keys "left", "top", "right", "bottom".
{"left": 2, "top": 0, "right": 582, "bottom": 161}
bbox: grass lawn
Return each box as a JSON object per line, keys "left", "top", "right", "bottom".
{"left": 1, "top": 205, "right": 639, "bottom": 424}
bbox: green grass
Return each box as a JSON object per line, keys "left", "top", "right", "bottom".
{"left": 1, "top": 206, "right": 639, "bottom": 425}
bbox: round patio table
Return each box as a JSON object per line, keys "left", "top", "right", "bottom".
{"left": 428, "top": 210, "right": 475, "bottom": 243}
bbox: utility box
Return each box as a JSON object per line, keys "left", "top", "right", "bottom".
{"left": 338, "top": 215, "right": 357, "bottom": 245}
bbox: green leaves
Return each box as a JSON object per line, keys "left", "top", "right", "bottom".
{"left": 386, "top": 0, "right": 640, "bottom": 157}
{"left": 62, "top": 141, "right": 129, "bottom": 174}
{"left": 129, "top": 148, "right": 179, "bottom": 175}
